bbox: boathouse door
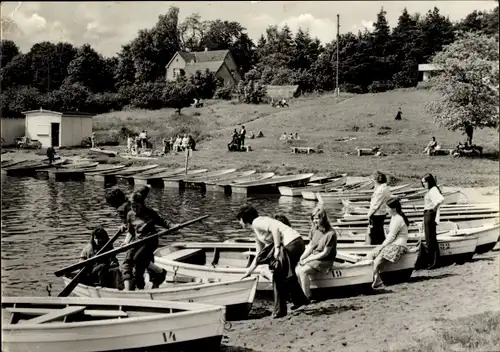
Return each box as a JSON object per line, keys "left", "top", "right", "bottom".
{"left": 51, "top": 123, "right": 60, "bottom": 147}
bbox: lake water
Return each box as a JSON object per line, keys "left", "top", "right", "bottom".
{"left": 1, "top": 175, "right": 343, "bottom": 297}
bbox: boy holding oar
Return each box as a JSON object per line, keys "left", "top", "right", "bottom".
{"left": 105, "top": 186, "right": 170, "bottom": 290}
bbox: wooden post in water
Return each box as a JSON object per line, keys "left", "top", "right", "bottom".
{"left": 184, "top": 147, "right": 191, "bottom": 174}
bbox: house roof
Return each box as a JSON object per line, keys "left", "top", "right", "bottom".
{"left": 418, "top": 64, "right": 443, "bottom": 72}
{"left": 184, "top": 61, "right": 225, "bottom": 76}
{"left": 167, "top": 49, "right": 230, "bottom": 68}
{"left": 22, "top": 109, "right": 94, "bottom": 117}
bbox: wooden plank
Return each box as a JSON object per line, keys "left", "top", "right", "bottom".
{"left": 6, "top": 307, "right": 128, "bottom": 318}
{"left": 20, "top": 305, "right": 86, "bottom": 324}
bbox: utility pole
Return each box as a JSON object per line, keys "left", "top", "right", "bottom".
{"left": 336, "top": 14, "right": 340, "bottom": 97}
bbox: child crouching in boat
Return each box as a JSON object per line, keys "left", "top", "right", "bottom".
{"left": 105, "top": 187, "right": 168, "bottom": 289}
{"left": 79, "top": 226, "right": 124, "bottom": 290}
{"left": 369, "top": 198, "right": 409, "bottom": 289}
{"left": 122, "top": 191, "right": 177, "bottom": 291}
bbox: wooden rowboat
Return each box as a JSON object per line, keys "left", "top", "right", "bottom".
{"left": 213, "top": 172, "right": 275, "bottom": 194}
{"left": 229, "top": 173, "right": 315, "bottom": 196}
{"left": 278, "top": 174, "right": 347, "bottom": 197}
{"left": 83, "top": 164, "right": 127, "bottom": 177}
{"left": 133, "top": 167, "right": 189, "bottom": 186}
{"left": 63, "top": 276, "right": 258, "bottom": 321}
{"left": 301, "top": 179, "right": 374, "bottom": 200}
{"left": 341, "top": 208, "right": 499, "bottom": 221}
{"left": 153, "top": 242, "right": 409, "bottom": 296}
{"left": 180, "top": 169, "right": 238, "bottom": 190}
{"left": 2, "top": 296, "right": 225, "bottom": 352}
{"left": 89, "top": 148, "right": 117, "bottom": 157}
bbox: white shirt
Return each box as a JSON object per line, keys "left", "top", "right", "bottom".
{"left": 139, "top": 132, "right": 146, "bottom": 139}
{"left": 369, "top": 183, "right": 392, "bottom": 216}
{"left": 182, "top": 137, "right": 189, "bottom": 147}
{"left": 251, "top": 216, "right": 301, "bottom": 247}
{"left": 381, "top": 214, "right": 408, "bottom": 247}
{"left": 424, "top": 186, "right": 445, "bottom": 223}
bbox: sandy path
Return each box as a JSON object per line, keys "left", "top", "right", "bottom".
{"left": 223, "top": 252, "right": 499, "bottom": 352}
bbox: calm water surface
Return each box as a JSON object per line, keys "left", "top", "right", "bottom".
{"left": 1, "top": 175, "right": 343, "bottom": 297}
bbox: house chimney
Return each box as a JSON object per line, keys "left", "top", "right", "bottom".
{"left": 204, "top": 47, "right": 208, "bottom": 52}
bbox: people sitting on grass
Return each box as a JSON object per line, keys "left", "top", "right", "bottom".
{"left": 280, "top": 132, "right": 287, "bottom": 141}
{"left": 249, "top": 131, "right": 255, "bottom": 139}
{"left": 228, "top": 130, "right": 243, "bottom": 151}
{"left": 423, "top": 137, "right": 438, "bottom": 156}
{"left": 257, "top": 131, "right": 264, "bottom": 138}
{"left": 452, "top": 141, "right": 483, "bottom": 158}
{"left": 181, "top": 134, "right": 189, "bottom": 150}
{"left": 188, "top": 135, "right": 196, "bottom": 151}
{"left": 288, "top": 133, "right": 294, "bottom": 140}
{"left": 294, "top": 132, "right": 300, "bottom": 140}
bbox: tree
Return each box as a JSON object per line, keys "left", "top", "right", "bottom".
{"left": 420, "top": 7, "right": 455, "bottom": 63}
{"left": 0, "top": 40, "right": 20, "bottom": 68}
{"left": 114, "top": 44, "right": 136, "bottom": 88}
{"left": 425, "top": 33, "right": 499, "bottom": 145}
{"left": 163, "top": 79, "right": 196, "bottom": 114}
{"left": 65, "top": 44, "right": 107, "bottom": 93}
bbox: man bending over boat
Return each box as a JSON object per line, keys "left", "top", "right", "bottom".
{"left": 80, "top": 226, "right": 123, "bottom": 289}
{"left": 105, "top": 187, "right": 168, "bottom": 289}
{"left": 122, "top": 191, "right": 177, "bottom": 291}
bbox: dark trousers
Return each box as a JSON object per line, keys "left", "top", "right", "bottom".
{"left": 368, "top": 215, "right": 386, "bottom": 245}
{"left": 86, "top": 264, "right": 123, "bottom": 289}
{"left": 122, "top": 237, "right": 158, "bottom": 289}
{"left": 424, "top": 210, "right": 440, "bottom": 268}
{"left": 273, "top": 237, "right": 309, "bottom": 316}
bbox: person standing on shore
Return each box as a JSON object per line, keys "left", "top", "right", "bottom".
{"left": 238, "top": 205, "right": 309, "bottom": 318}
{"left": 366, "top": 171, "right": 392, "bottom": 245}
{"left": 421, "top": 174, "right": 444, "bottom": 269}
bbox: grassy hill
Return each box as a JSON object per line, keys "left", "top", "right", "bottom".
{"left": 92, "top": 88, "right": 499, "bottom": 187}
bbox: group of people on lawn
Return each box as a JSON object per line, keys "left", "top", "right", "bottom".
{"left": 126, "top": 131, "right": 196, "bottom": 155}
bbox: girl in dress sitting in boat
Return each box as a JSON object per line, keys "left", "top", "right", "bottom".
{"left": 295, "top": 205, "right": 337, "bottom": 301}
{"left": 79, "top": 226, "right": 123, "bottom": 289}
{"left": 370, "top": 197, "right": 409, "bottom": 289}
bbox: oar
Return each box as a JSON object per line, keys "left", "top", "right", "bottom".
{"left": 54, "top": 215, "right": 209, "bottom": 278}
{"left": 57, "top": 227, "right": 124, "bottom": 297}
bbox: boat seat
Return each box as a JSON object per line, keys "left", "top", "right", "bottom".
{"left": 242, "top": 251, "right": 257, "bottom": 257}
{"left": 6, "top": 307, "right": 128, "bottom": 318}
{"left": 165, "top": 248, "right": 204, "bottom": 262}
{"left": 18, "top": 306, "right": 86, "bottom": 324}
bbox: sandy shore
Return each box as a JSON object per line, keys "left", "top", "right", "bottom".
{"left": 222, "top": 252, "right": 499, "bottom": 352}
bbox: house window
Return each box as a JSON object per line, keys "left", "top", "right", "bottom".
{"left": 173, "top": 68, "right": 180, "bottom": 78}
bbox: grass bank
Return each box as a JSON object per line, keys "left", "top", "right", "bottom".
{"left": 89, "top": 88, "right": 499, "bottom": 187}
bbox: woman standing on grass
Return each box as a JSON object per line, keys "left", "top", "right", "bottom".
{"left": 239, "top": 205, "right": 309, "bottom": 318}
{"left": 422, "top": 174, "right": 444, "bottom": 269}
{"left": 370, "top": 198, "right": 409, "bottom": 289}
{"left": 295, "top": 205, "right": 337, "bottom": 300}
{"left": 367, "top": 171, "right": 392, "bottom": 245}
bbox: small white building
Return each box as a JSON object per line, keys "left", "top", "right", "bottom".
{"left": 22, "top": 109, "right": 94, "bottom": 148}
{"left": 418, "top": 63, "right": 443, "bottom": 82}
{"left": 1, "top": 117, "right": 26, "bottom": 146}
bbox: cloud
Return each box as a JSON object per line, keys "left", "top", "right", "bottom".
{"left": 361, "top": 20, "right": 374, "bottom": 30}
{"left": 279, "top": 13, "right": 336, "bottom": 43}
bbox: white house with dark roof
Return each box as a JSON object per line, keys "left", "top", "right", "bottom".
{"left": 22, "top": 109, "right": 94, "bottom": 148}
{"left": 418, "top": 63, "right": 444, "bottom": 82}
{"left": 165, "top": 49, "right": 242, "bottom": 85}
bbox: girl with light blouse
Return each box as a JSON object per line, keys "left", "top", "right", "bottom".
{"left": 422, "top": 173, "right": 444, "bottom": 269}
{"left": 238, "top": 205, "right": 309, "bottom": 318}
{"left": 371, "top": 198, "right": 409, "bottom": 289}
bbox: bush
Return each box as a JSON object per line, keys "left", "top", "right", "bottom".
{"left": 41, "top": 83, "right": 91, "bottom": 112}
{"left": 214, "top": 85, "right": 234, "bottom": 100}
{"left": 163, "top": 79, "right": 196, "bottom": 114}
{"left": 367, "top": 81, "right": 394, "bottom": 93}
{"left": 85, "top": 92, "right": 126, "bottom": 114}
{"left": 236, "top": 79, "right": 267, "bottom": 104}
{"left": 189, "top": 69, "right": 220, "bottom": 99}
{"left": 120, "top": 82, "right": 166, "bottom": 110}
{"left": 340, "top": 83, "right": 365, "bottom": 94}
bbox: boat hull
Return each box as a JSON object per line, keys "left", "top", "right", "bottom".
{"left": 230, "top": 173, "right": 315, "bottom": 196}
{"left": 278, "top": 175, "right": 347, "bottom": 197}
{"left": 63, "top": 277, "right": 258, "bottom": 321}
{"left": 2, "top": 297, "right": 225, "bottom": 352}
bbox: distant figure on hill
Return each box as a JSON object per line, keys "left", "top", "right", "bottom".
{"left": 46, "top": 146, "right": 56, "bottom": 164}
{"left": 91, "top": 133, "right": 96, "bottom": 148}
{"left": 249, "top": 131, "right": 255, "bottom": 139}
{"left": 395, "top": 108, "right": 402, "bottom": 120}
{"left": 240, "top": 126, "right": 246, "bottom": 147}
{"left": 294, "top": 133, "right": 300, "bottom": 140}
{"left": 280, "top": 132, "right": 287, "bottom": 141}
{"left": 287, "top": 133, "right": 294, "bottom": 140}
{"left": 188, "top": 135, "right": 196, "bottom": 151}
{"left": 257, "top": 131, "right": 264, "bottom": 138}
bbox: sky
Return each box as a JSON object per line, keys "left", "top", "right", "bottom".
{"left": 1, "top": 1, "right": 498, "bottom": 57}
